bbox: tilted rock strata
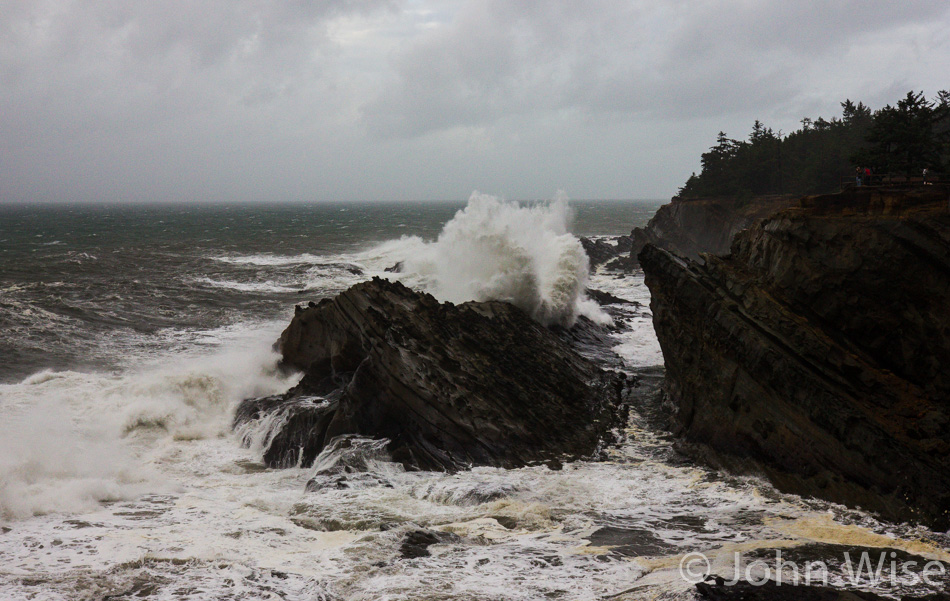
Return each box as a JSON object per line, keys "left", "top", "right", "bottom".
{"left": 236, "top": 277, "right": 626, "bottom": 471}
{"left": 629, "top": 195, "right": 798, "bottom": 266}
{"left": 640, "top": 187, "right": 950, "bottom": 529}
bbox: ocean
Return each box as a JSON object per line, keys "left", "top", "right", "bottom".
{"left": 0, "top": 196, "right": 946, "bottom": 600}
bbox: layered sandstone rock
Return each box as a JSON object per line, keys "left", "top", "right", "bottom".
{"left": 640, "top": 186, "right": 950, "bottom": 529}
{"left": 628, "top": 195, "right": 798, "bottom": 266}
{"left": 235, "top": 277, "right": 626, "bottom": 472}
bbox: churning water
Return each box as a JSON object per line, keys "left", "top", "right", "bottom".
{"left": 0, "top": 195, "right": 946, "bottom": 600}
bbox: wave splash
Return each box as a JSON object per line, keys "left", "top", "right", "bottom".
{"left": 0, "top": 324, "right": 297, "bottom": 520}
{"left": 391, "top": 192, "right": 608, "bottom": 327}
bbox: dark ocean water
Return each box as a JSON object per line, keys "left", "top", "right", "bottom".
{"left": 2, "top": 197, "right": 947, "bottom": 601}
{"left": 0, "top": 199, "right": 663, "bottom": 382}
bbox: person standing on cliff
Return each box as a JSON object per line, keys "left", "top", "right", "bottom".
{"left": 856, "top": 166, "right": 863, "bottom": 187}
{"left": 923, "top": 168, "right": 929, "bottom": 184}
{"left": 865, "top": 167, "right": 872, "bottom": 185}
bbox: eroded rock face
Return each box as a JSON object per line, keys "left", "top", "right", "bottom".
{"left": 236, "top": 277, "right": 626, "bottom": 472}
{"left": 640, "top": 187, "right": 950, "bottom": 529}
{"left": 628, "top": 195, "right": 798, "bottom": 267}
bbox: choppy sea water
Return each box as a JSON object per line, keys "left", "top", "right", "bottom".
{"left": 0, "top": 197, "right": 947, "bottom": 600}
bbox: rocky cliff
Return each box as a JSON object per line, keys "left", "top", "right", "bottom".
{"left": 640, "top": 185, "right": 950, "bottom": 529}
{"left": 235, "top": 277, "right": 626, "bottom": 472}
{"left": 628, "top": 195, "right": 797, "bottom": 266}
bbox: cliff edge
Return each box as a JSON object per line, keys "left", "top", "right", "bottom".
{"left": 640, "top": 185, "right": 950, "bottom": 528}
{"left": 628, "top": 195, "right": 798, "bottom": 266}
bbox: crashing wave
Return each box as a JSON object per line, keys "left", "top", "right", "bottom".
{"left": 381, "top": 192, "right": 608, "bottom": 327}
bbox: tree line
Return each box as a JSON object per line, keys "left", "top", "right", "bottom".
{"left": 676, "top": 90, "right": 950, "bottom": 199}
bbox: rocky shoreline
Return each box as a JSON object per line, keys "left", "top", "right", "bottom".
{"left": 578, "top": 195, "right": 799, "bottom": 272}
{"left": 235, "top": 277, "right": 630, "bottom": 472}
{"left": 230, "top": 188, "right": 950, "bottom": 598}
{"left": 236, "top": 187, "right": 950, "bottom": 531}
{"left": 640, "top": 185, "right": 950, "bottom": 529}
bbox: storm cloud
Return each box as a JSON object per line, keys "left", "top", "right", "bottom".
{"left": 2, "top": 0, "right": 948, "bottom": 203}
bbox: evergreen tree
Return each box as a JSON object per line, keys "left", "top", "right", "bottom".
{"left": 676, "top": 89, "right": 947, "bottom": 200}
{"left": 856, "top": 91, "right": 942, "bottom": 176}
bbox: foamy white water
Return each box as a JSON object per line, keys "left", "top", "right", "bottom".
{"left": 2, "top": 198, "right": 947, "bottom": 600}
{"left": 3, "top": 272, "right": 942, "bottom": 600}
{"left": 195, "top": 277, "right": 303, "bottom": 294}
{"left": 369, "top": 193, "right": 609, "bottom": 327}
{"left": 210, "top": 253, "right": 329, "bottom": 267}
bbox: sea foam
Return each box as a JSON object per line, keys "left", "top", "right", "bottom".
{"left": 0, "top": 323, "right": 297, "bottom": 520}
{"left": 380, "top": 192, "right": 608, "bottom": 327}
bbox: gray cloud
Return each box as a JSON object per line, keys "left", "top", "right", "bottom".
{"left": 362, "top": 0, "right": 950, "bottom": 137}
{"left": 1, "top": 0, "right": 948, "bottom": 202}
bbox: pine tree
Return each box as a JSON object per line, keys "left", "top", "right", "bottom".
{"left": 857, "top": 91, "right": 941, "bottom": 176}
{"left": 676, "top": 90, "right": 948, "bottom": 200}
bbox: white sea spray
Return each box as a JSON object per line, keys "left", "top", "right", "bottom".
{"left": 370, "top": 192, "right": 610, "bottom": 327}
{"left": 0, "top": 323, "right": 296, "bottom": 520}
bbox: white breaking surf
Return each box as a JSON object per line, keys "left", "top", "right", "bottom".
{"left": 374, "top": 192, "right": 609, "bottom": 327}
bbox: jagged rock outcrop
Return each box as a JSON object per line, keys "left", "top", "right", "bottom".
{"left": 628, "top": 195, "right": 797, "bottom": 267}
{"left": 584, "top": 287, "right": 634, "bottom": 306}
{"left": 235, "top": 277, "right": 626, "bottom": 472}
{"left": 640, "top": 186, "right": 950, "bottom": 529}
{"left": 580, "top": 235, "right": 633, "bottom": 270}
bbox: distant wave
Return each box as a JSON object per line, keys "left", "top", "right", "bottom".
{"left": 194, "top": 277, "right": 302, "bottom": 294}
{"left": 209, "top": 253, "right": 324, "bottom": 266}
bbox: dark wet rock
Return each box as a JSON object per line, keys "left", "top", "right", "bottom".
{"left": 304, "top": 435, "right": 395, "bottom": 491}
{"left": 581, "top": 235, "right": 637, "bottom": 271}
{"left": 309, "top": 435, "right": 392, "bottom": 476}
{"left": 615, "top": 235, "right": 633, "bottom": 254}
{"left": 603, "top": 254, "right": 639, "bottom": 272}
{"left": 398, "top": 529, "right": 459, "bottom": 559}
{"left": 384, "top": 261, "right": 404, "bottom": 273}
{"left": 587, "top": 525, "right": 670, "bottom": 557}
{"left": 415, "top": 480, "right": 520, "bottom": 506}
{"left": 234, "top": 395, "right": 338, "bottom": 468}
{"left": 305, "top": 472, "right": 393, "bottom": 492}
{"left": 235, "top": 277, "right": 626, "bottom": 471}
{"left": 741, "top": 542, "right": 950, "bottom": 591}
{"left": 696, "top": 577, "right": 950, "bottom": 600}
{"left": 627, "top": 195, "right": 797, "bottom": 267}
{"left": 550, "top": 315, "right": 631, "bottom": 369}
{"left": 641, "top": 186, "right": 950, "bottom": 529}
{"left": 585, "top": 287, "right": 635, "bottom": 306}
{"left": 580, "top": 237, "right": 621, "bottom": 268}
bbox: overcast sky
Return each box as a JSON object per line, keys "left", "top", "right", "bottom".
{"left": 2, "top": 1, "right": 949, "bottom": 203}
